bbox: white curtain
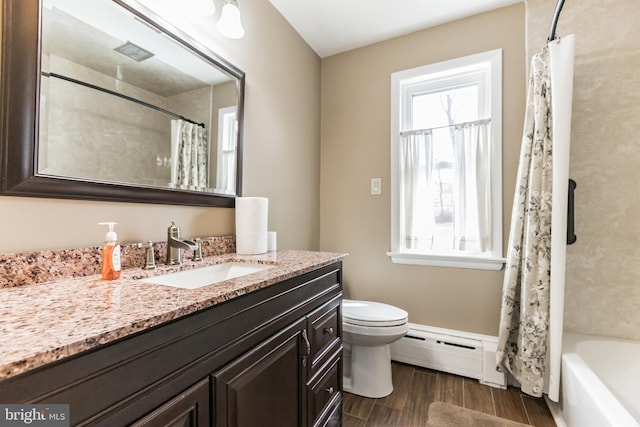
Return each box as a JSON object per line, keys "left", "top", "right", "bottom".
{"left": 400, "top": 121, "right": 492, "bottom": 252}
{"left": 453, "top": 119, "right": 492, "bottom": 252}
{"left": 496, "top": 46, "right": 553, "bottom": 397}
{"left": 218, "top": 153, "right": 235, "bottom": 193}
{"left": 399, "top": 130, "right": 434, "bottom": 251}
{"left": 216, "top": 107, "right": 237, "bottom": 194}
{"left": 170, "top": 119, "right": 208, "bottom": 190}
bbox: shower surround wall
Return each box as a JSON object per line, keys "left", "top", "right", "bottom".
{"left": 526, "top": 0, "right": 640, "bottom": 340}
{"left": 40, "top": 55, "right": 213, "bottom": 187}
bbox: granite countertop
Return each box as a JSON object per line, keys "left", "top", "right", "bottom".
{"left": 0, "top": 250, "right": 346, "bottom": 381}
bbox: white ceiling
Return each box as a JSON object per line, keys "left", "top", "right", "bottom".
{"left": 269, "top": 0, "right": 523, "bottom": 58}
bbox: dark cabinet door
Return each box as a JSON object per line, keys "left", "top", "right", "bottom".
{"left": 214, "top": 318, "right": 307, "bottom": 427}
{"left": 131, "top": 378, "right": 210, "bottom": 427}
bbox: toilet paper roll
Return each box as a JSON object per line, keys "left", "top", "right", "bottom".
{"left": 235, "top": 197, "right": 268, "bottom": 255}
{"left": 267, "top": 231, "right": 277, "bottom": 252}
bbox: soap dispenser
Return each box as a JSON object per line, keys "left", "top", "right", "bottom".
{"left": 99, "top": 222, "right": 121, "bottom": 280}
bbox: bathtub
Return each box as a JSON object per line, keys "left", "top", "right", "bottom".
{"left": 546, "top": 333, "right": 640, "bottom": 427}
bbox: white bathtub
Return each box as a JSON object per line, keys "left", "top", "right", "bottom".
{"left": 547, "top": 333, "right": 640, "bottom": 427}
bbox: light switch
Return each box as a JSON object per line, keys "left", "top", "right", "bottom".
{"left": 370, "top": 178, "right": 382, "bottom": 195}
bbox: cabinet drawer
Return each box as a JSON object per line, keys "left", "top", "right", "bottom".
{"left": 308, "top": 356, "right": 341, "bottom": 427}
{"left": 308, "top": 296, "right": 341, "bottom": 372}
{"left": 318, "top": 395, "right": 342, "bottom": 427}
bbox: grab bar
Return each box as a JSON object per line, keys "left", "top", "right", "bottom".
{"left": 567, "top": 179, "right": 576, "bottom": 244}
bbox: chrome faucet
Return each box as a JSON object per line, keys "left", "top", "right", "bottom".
{"left": 191, "top": 236, "right": 216, "bottom": 262}
{"left": 137, "top": 241, "right": 157, "bottom": 270}
{"left": 166, "top": 221, "right": 198, "bottom": 265}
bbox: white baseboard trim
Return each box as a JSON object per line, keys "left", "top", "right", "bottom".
{"left": 390, "top": 323, "right": 507, "bottom": 388}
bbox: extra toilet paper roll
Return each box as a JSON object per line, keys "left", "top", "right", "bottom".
{"left": 235, "top": 197, "right": 268, "bottom": 255}
{"left": 267, "top": 231, "right": 277, "bottom": 252}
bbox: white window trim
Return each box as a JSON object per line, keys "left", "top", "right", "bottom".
{"left": 388, "top": 49, "right": 505, "bottom": 271}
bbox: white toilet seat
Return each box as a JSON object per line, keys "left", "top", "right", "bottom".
{"left": 343, "top": 317, "right": 407, "bottom": 327}
{"left": 342, "top": 299, "right": 408, "bottom": 327}
{"left": 342, "top": 321, "right": 409, "bottom": 337}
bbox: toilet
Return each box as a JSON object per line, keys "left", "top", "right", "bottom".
{"left": 342, "top": 299, "right": 409, "bottom": 398}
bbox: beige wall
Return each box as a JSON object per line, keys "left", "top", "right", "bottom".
{"left": 0, "top": 0, "right": 321, "bottom": 253}
{"left": 527, "top": 0, "right": 640, "bottom": 340}
{"left": 319, "top": 4, "right": 526, "bottom": 336}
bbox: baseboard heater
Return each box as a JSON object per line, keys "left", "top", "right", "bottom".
{"left": 390, "top": 323, "right": 507, "bottom": 388}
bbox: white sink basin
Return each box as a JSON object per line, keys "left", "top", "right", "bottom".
{"left": 140, "top": 262, "right": 272, "bottom": 289}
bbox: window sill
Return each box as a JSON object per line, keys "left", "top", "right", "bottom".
{"left": 386, "top": 252, "right": 505, "bottom": 271}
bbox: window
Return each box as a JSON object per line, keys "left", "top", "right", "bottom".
{"left": 216, "top": 106, "right": 237, "bottom": 194}
{"left": 388, "top": 50, "right": 504, "bottom": 270}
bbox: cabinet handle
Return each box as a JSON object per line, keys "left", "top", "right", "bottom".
{"left": 301, "top": 329, "right": 311, "bottom": 367}
{"left": 325, "top": 387, "right": 334, "bottom": 395}
{"left": 323, "top": 327, "right": 334, "bottom": 335}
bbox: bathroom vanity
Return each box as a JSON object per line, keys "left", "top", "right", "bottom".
{"left": 0, "top": 251, "right": 344, "bottom": 427}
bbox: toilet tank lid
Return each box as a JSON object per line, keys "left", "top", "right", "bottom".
{"left": 342, "top": 299, "right": 408, "bottom": 323}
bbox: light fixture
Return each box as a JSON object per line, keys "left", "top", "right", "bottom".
{"left": 186, "top": 0, "right": 216, "bottom": 17}
{"left": 217, "top": 0, "right": 245, "bottom": 39}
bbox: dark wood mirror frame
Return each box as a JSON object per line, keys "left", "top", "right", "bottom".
{"left": 0, "top": 0, "right": 244, "bottom": 207}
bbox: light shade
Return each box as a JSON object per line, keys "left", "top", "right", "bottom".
{"left": 217, "top": 0, "right": 245, "bottom": 39}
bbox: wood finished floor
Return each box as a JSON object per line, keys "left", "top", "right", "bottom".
{"left": 342, "top": 362, "right": 556, "bottom": 427}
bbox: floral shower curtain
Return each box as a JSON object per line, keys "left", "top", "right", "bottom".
{"left": 170, "top": 119, "right": 208, "bottom": 190}
{"left": 496, "top": 46, "right": 553, "bottom": 397}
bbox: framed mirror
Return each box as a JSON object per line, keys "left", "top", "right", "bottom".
{"left": 1, "top": 0, "right": 244, "bottom": 207}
